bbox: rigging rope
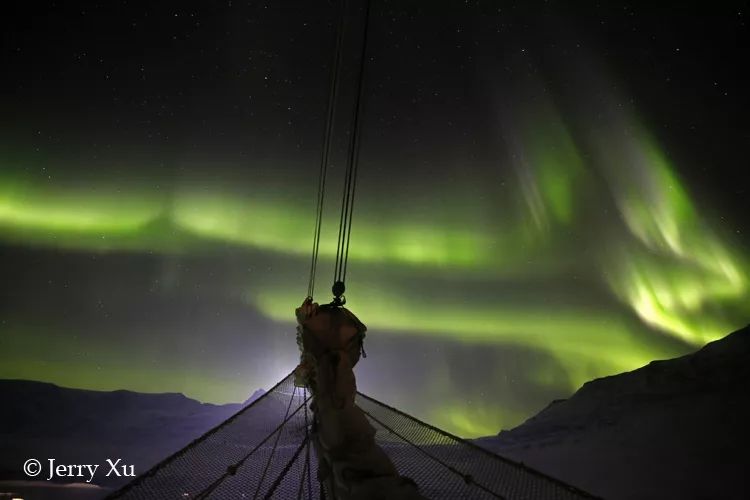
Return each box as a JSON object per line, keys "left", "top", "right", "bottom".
{"left": 262, "top": 434, "right": 310, "bottom": 500}
{"left": 308, "top": 0, "right": 347, "bottom": 300}
{"left": 192, "top": 386, "right": 304, "bottom": 500}
{"left": 305, "top": 0, "right": 372, "bottom": 305}
{"left": 252, "top": 385, "right": 298, "bottom": 500}
{"left": 299, "top": 386, "right": 314, "bottom": 500}
{"left": 332, "top": 0, "right": 371, "bottom": 305}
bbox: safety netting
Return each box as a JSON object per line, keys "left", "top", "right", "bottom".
{"left": 108, "top": 373, "right": 597, "bottom": 500}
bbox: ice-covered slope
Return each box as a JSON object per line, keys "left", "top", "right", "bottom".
{"left": 478, "top": 325, "right": 750, "bottom": 500}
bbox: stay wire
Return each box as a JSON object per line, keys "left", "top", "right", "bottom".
{"left": 304, "top": 388, "right": 313, "bottom": 500}
{"left": 296, "top": 387, "right": 313, "bottom": 500}
{"left": 262, "top": 434, "right": 310, "bottom": 500}
{"left": 308, "top": 0, "right": 346, "bottom": 299}
{"left": 341, "top": 67, "right": 366, "bottom": 284}
{"left": 334, "top": 2, "right": 369, "bottom": 283}
{"left": 295, "top": 437, "right": 311, "bottom": 500}
{"left": 251, "top": 385, "right": 298, "bottom": 500}
{"left": 192, "top": 389, "right": 307, "bottom": 500}
{"left": 334, "top": 0, "right": 372, "bottom": 291}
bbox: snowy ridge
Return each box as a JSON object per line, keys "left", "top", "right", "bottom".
{"left": 0, "top": 379, "right": 263, "bottom": 495}
{"left": 479, "top": 325, "right": 750, "bottom": 500}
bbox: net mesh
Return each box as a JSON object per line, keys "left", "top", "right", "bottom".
{"left": 108, "top": 374, "right": 597, "bottom": 500}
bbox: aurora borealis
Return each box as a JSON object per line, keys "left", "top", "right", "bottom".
{"left": 1, "top": 1, "right": 748, "bottom": 437}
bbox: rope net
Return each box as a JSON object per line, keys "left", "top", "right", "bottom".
{"left": 108, "top": 374, "right": 596, "bottom": 500}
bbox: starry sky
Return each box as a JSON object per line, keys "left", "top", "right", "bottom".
{"left": 1, "top": 0, "right": 749, "bottom": 437}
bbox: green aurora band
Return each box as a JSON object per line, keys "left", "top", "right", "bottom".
{"left": 598, "top": 129, "right": 748, "bottom": 345}
{"left": 1, "top": 94, "right": 748, "bottom": 437}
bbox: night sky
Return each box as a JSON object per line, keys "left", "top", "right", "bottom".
{"left": 1, "top": 0, "right": 748, "bottom": 437}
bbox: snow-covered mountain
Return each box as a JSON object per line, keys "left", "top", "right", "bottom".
{"left": 0, "top": 380, "right": 263, "bottom": 498}
{"left": 478, "top": 325, "right": 750, "bottom": 500}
